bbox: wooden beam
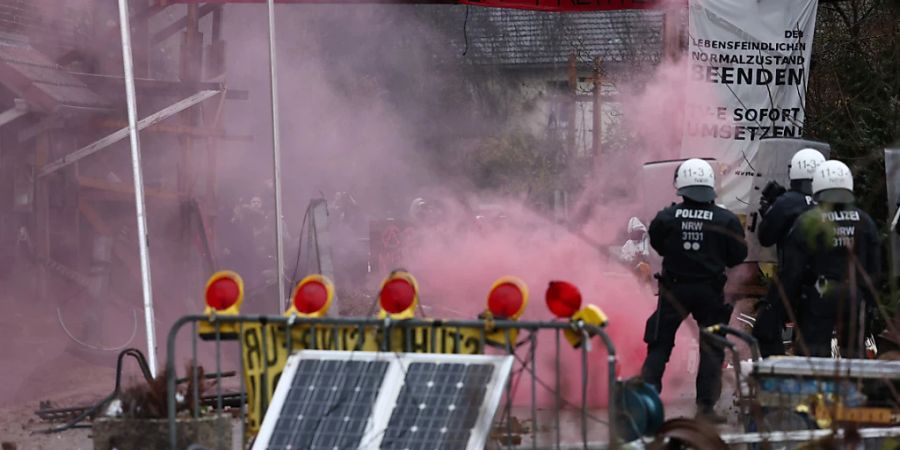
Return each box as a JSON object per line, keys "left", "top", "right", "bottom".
{"left": 0, "top": 99, "right": 29, "bottom": 128}
{"left": 72, "top": 73, "right": 248, "bottom": 100}
{"left": 38, "top": 90, "right": 221, "bottom": 177}
{"left": 78, "top": 176, "right": 182, "bottom": 201}
{"left": 152, "top": 4, "right": 220, "bottom": 44}
{"left": 93, "top": 119, "right": 253, "bottom": 141}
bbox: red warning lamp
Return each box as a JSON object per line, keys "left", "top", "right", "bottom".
{"left": 285, "top": 275, "right": 334, "bottom": 318}
{"left": 204, "top": 271, "right": 244, "bottom": 314}
{"left": 486, "top": 276, "right": 529, "bottom": 320}
{"left": 545, "top": 280, "right": 582, "bottom": 318}
{"left": 199, "top": 270, "right": 244, "bottom": 340}
{"left": 378, "top": 271, "right": 419, "bottom": 319}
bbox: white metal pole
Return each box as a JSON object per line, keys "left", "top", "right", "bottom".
{"left": 117, "top": 0, "right": 158, "bottom": 377}
{"left": 266, "top": 0, "right": 287, "bottom": 312}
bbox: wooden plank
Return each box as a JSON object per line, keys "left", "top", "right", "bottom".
{"left": 152, "top": 4, "right": 220, "bottom": 43}
{"left": 77, "top": 176, "right": 182, "bottom": 201}
{"left": 93, "top": 119, "right": 253, "bottom": 141}
{"left": 37, "top": 89, "right": 221, "bottom": 177}
{"left": 0, "top": 99, "right": 28, "bottom": 128}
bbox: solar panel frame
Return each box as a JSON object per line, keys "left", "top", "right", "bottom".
{"left": 252, "top": 350, "right": 513, "bottom": 450}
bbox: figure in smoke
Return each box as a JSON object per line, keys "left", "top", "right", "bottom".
{"left": 615, "top": 217, "right": 652, "bottom": 283}
{"left": 753, "top": 148, "right": 825, "bottom": 357}
{"left": 640, "top": 158, "right": 747, "bottom": 423}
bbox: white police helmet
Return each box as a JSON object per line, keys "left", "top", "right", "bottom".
{"left": 674, "top": 158, "right": 716, "bottom": 202}
{"left": 812, "top": 160, "right": 854, "bottom": 203}
{"left": 789, "top": 148, "right": 826, "bottom": 180}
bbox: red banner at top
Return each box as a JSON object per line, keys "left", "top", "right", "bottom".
{"left": 164, "top": 0, "right": 661, "bottom": 12}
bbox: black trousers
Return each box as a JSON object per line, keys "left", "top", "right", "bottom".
{"left": 796, "top": 282, "right": 866, "bottom": 358}
{"left": 641, "top": 281, "right": 733, "bottom": 407}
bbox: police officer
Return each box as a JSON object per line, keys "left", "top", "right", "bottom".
{"left": 781, "top": 160, "right": 880, "bottom": 358}
{"left": 641, "top": 158, "right": 748, "bottom": 423}
{"left": 753, "top": 148, "right": 826, "bottom": 356}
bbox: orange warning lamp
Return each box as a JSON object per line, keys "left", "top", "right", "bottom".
{"left": 199, "top": 270, "right": 244, "bottom": 339}
{"left": 284, "top": 275, "right": 334, "bottom": 318}
{"left": 545, "top": 280, "right": 582, "bottom": 318}
{"left": 378, "top": 270, "right": 419, "bottom": 319}
{"left": 486, "top": 276, "right": 528, "bottom": 320}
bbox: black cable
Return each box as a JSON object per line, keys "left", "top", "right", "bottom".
{"left": 462, "top": 5, "right": 470, "bottom": 56}
{"left": 288, "top": 202, "right": 314, "bottom": 288}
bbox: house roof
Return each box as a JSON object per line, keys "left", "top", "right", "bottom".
{"left": 457, "top": 8, "right": 664, "bottom": 68}
{"left": 0, "top": 40, "right": 108, "bottom": 113}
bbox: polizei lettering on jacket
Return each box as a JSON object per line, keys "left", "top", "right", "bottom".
{"left": 821, "top": 210, "right": 860, "bottom": 222}
{"left": 675, "top": 209, "right": 714, "bottom": 220}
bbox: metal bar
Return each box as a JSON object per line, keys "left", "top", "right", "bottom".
{"left": 238, "top": 322, "right": 247, "bottom": 443}
{"left": 192, "top": 322, "right": 199, "bottom": 419}
{"left": 504, "top": 328, "right": 514, "bottom": 450}
{"left": 38, "top": 89, "right": 220, "bottom": 177}
{"left": 266, "top": 0, "right": 287, "bottom": 313}
{"left": 591, "top": 328, "right": 618, "bottom": 449}
{"left": 285, "top": 317, "right": 294, "bottom": 354}
{"left": 555, "top": 329, "right": 561, "bottom": 450}
{"left": 168, "top": 315, "right": 626, "bottom": 331}
{"left": 580, "top": 330, "right": 588, "bottom": 450}
{"left": 167, "top": 316, "right": 193, "bottom": 449}
{"left": 118, "top": 0, "right": 158, "bottom": 378}
{"left": 215, "top": 321, "right": 223, "bottom": 449}
{"left": 722, "top": 426, "right": 900, "bottom": 444}
{"left": 530, "top": 332, "right": 537, "bottom": 450}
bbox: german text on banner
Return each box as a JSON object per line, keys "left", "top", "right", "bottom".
{"left": 682, "top": 0, "right": 819, "bottom": 212}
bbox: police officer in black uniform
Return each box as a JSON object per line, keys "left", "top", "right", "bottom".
{"left": 753, "top": 148, "right": 825, "bottom": 357}
{"left": 781, "top": 160, "right": 880, "bottom": 358}
{"left": 641, "top": 158, "right": 748, "bottom": 423}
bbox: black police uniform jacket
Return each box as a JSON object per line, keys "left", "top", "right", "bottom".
{"left": 781, "top": 204, "right": 880, "bottom": 304}
{"left": 649, "top": 200, "right": 748, "bottom": 280}
{"left": 758, "top": 190, "right": 815, "bottom": 264}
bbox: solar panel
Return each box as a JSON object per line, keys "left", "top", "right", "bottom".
{"left": 252, "top": 351, "right": 513, "bottom": 450}
{"left": 380, "top": 362, "right": 494, "bottom": 450}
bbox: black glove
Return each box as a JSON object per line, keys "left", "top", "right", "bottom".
{"left": 759, "top": 197, "right": 773, "bottom": 217}
{"left": 759, "top": 180, "right": 786, "bottom": 217}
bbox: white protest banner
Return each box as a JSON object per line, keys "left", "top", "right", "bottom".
{"left": 682, "top": 0, "right": 819, "bottom": 215}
